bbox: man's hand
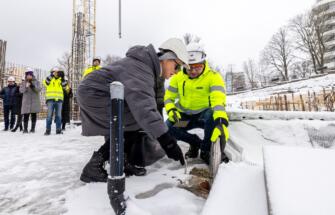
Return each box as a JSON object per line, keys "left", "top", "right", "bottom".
{"left": 157, "top": 132, "right": 185, "bottom": 165}
{"left": 167, "top": 108, "right": 181, "bottom": 123}
{"left": 211, "top": 118, "right": 229, "bottom": 142}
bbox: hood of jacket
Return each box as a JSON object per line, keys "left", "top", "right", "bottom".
{"left": 126, "top": 44, "right": 161, "bottom": 80}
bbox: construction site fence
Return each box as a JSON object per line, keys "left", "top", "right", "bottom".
{"left": 241, "top": 87, "right": 335, "bottom": 112}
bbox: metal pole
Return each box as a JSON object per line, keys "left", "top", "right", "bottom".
{"left": 119, "top": 0, "right": 122, "bottom": 38}
{"left": 107, "top": 81, "right": 126, "bottom": 215}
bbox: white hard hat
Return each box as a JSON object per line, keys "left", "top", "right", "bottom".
{"left": 159, "top": 38, "right": 189, "bottom": 69}
{"left": 8, "top": 76, "right": 15, "bottom": 82}
{"left": 26, "top": 67, "right": 34, "bottom": 73}
{"left": 187, "top": 42, "right": 206, "bottom": 64}
{"left": 93, "top": 57, "right": 101, "bottom": 62}
{"left": 51, "top": 67, "right": 60, "bottom": 72}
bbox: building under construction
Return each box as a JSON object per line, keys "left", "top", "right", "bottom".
{"left": 0, "top": 40, "right": 7, "bottom": 88}
{"left": 70, "top": 0, "right": 96, "bottom": 120}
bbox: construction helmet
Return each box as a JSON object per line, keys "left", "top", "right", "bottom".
{"left": 93, "top": 57, "right": 101, "bottom": 63}
{"left": 7, "top": 76, "right": 15, "bottom": 82}
{"left": 187, "top": 42, "right": 206, "bottom": 64}
{"left": 26, "top": 67, "right": 34, "bottom": 73}
{"left": 159, "top": 38, "right": 189, "bottom": 69}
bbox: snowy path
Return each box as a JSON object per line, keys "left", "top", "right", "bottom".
{"left": 0, "top": 123, "right": 205, "bottom": 215}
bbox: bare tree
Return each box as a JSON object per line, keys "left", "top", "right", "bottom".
{"left": 183, "top": 33, "right": 201, "bottom": 45}
{"left": 103, "top": 54, "right": 121, "bottom": 66}
{"left": 262, "top": 27, "right": 295, "bottom": 81}
{"left": 290, "top": 10, "right": 327, "bottom": 74}
{"left": 243, "top": 59, "right": 258, "bottom": 89}
{"left": 57, "top": 52, "right": 71, "bottom": 80}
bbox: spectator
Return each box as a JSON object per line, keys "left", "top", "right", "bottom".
{"left": 0, "top": 76, "right": 17, "bottom": 131}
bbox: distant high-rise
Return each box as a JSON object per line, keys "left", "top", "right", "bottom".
{"left": 314, "top": 0, "right": 335, "bottom": 70}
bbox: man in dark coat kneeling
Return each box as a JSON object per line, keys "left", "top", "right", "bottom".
{"left": 78, "top": 38, "right": 189, "bottom": 183}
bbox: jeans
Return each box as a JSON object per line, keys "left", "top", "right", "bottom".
{"left": 3, "top": 105, "right": 15, "bottom": 129}
{"left": 166, "top": 108, "right": 215, "bottom": 152}
{"left": 46, "top": 100, "right": 63, "bottom": 130}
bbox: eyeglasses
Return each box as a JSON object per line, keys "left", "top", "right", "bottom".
{"left": 188, "top": 64, "right": 204, "bottom": 72}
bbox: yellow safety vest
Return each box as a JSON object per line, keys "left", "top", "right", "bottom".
{"left": 43, "top": 77, "right": 64, "bottom": 101}
{"left": 164, "top": 61, "right": 228, "bottom": 121}
{"left": 83, "top": 65, "right": 102, "bottom": 78}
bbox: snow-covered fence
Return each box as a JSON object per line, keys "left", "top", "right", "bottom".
{"left": 0, "top": 62, "right": 49, "bottom": 122}
{"left": 241, "top": 87, "right": 335, "bottom": 112}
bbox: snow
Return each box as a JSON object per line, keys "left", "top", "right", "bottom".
{"left": 0, "top": 123, "right": 205, "bottom": 215}
{"left": 1, "top": 117, "right": 335, "bottom": 214}
{"left": 263, "top": 145, "right": 335, "bottom": 215}
{"left": 227, "top": 74, "right": 335, "bottom": 108}
{"left": 202, "top": 163, "right": 268, "bottom": 215}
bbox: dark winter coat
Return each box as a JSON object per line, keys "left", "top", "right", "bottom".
{"left": 13, "top": 86, "right": 23, "bottom": 115}
{"left": 77, "top": 44, "right": 168, "bottom": 138}
{"left": 0, "top": 84, "right": 18, "bottom": 106}
{"left": 156, "top": 77, "right": 165, "bottom": 115}
{"left": 20, "top": 78, "right": 41, "bottom": 114}
{"left": 62, "top": 87, "right": 73, "bottom": 123}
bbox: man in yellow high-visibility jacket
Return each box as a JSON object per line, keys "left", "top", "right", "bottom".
{"left": 164, "top": 42, "right": 229, "bottom": 164}
{"left": 82, "top": 57, "right": 102, "bottom": 78}
{"left": 43, "top": 67, "right": 68, "bottom": 135}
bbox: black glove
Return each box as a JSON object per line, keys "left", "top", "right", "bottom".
{"left": 157, "top": 132, "right": 185, "bottom": 165}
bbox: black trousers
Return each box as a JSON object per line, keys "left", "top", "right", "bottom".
{"left": 98, "top": 131, "right": 146, "bottom": 166}
{"left": 12, "top": 114, "right": 23, "bottom": 131}
{"left": 23, "top": 113, "right": 37, "bottom": 131}
{"left": 3, "top": 105, "right": 16, "bottom": 129}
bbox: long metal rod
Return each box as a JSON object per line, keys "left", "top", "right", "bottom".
{"left": 119, "top": 0, "right": 122, "bottom": 38}
{"left": 108, "top": 82, "right": 126, "bottom": 215}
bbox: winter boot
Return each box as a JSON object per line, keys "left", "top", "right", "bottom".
{"left": 185, "top": 134, "right": 202, "bottom": 158}
{"left": 30, "top": 120, "right": 36, "bottom": 133}
{"left": 80, "top": 151, "right": 108, "bottom": 183}
{"left": 200, "top": 151, "right": 210, "bottom": 165}
{"left": 185, "top": 145, "right": 200, "bottom": 158}
{"left": 44, "top": 129, "right": 51, "bottom": 136}
{"left": 62, "top": 123, "right": 66, "bottom": 131}
{"left": 124, "top": 162, "right": 147, "bottom": 177}
{"left": 56, "top": 129, "right": 63, "bottom": 134}
{"left": 23, "top": 117, "right": 29, "bottom": 133}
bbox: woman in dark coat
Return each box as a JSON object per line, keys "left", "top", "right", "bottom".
{"left": 11, "top": 79, "right": 23, "bottom": 132}
{"left": 58, "top": 71, "right": 73, "bottom": 130}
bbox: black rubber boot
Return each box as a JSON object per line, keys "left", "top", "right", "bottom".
{"left": 185, "top": 134, "right": 202, "bottom": 158}
{"left": 185, "top": 145, "right": 200, "bottom": 158}
{"left": 80, "top": 151, "right": 108, "bottom": 183}
{"left": 30, "top": 120, "right": 36, "bottom": 133}
{"left": 23, "top": 117, "right": 29, "bottom": 133}
{"left": 124, "top": 162, "right": 147, "bottom": 177}
{"left": 56, "top": 129, "right": 63, "bottom": 134}
{"left": 200, "top": 151, "right": 210, "bottom": 165}
{"left": 108, "top": 177, "right": 127, "bottom": 215}
{"left": 44, "top": 129, "right": 51, "bottom": 135}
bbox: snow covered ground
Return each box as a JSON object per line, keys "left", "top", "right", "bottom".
{"left": 227, "top": 74, "right": 335, "bottom": 108}
{"left": 1, "top": 118, "right": 335, "bottom": 215}
{"left": 0, "top": 123, "right": 205, "bottom": 215}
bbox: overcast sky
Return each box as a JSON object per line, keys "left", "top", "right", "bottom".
{"left": 0, "top": 0, "right": 316, "bottom": 71}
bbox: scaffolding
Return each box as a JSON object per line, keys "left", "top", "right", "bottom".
{"left": 70, "top": 0, "right": 96, "bottom": 120}
{"left": 0, "top": 40, "right": 7, "bottom": 89}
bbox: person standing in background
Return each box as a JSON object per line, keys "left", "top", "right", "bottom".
{"left": 20, "top": 69, "right": 41, "bottom": 133}
{"left": 11, "top": 76, "right": 24, "bottom": 132}
{"left": 0, "top": 76, "right": 17, "bottom": 131}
